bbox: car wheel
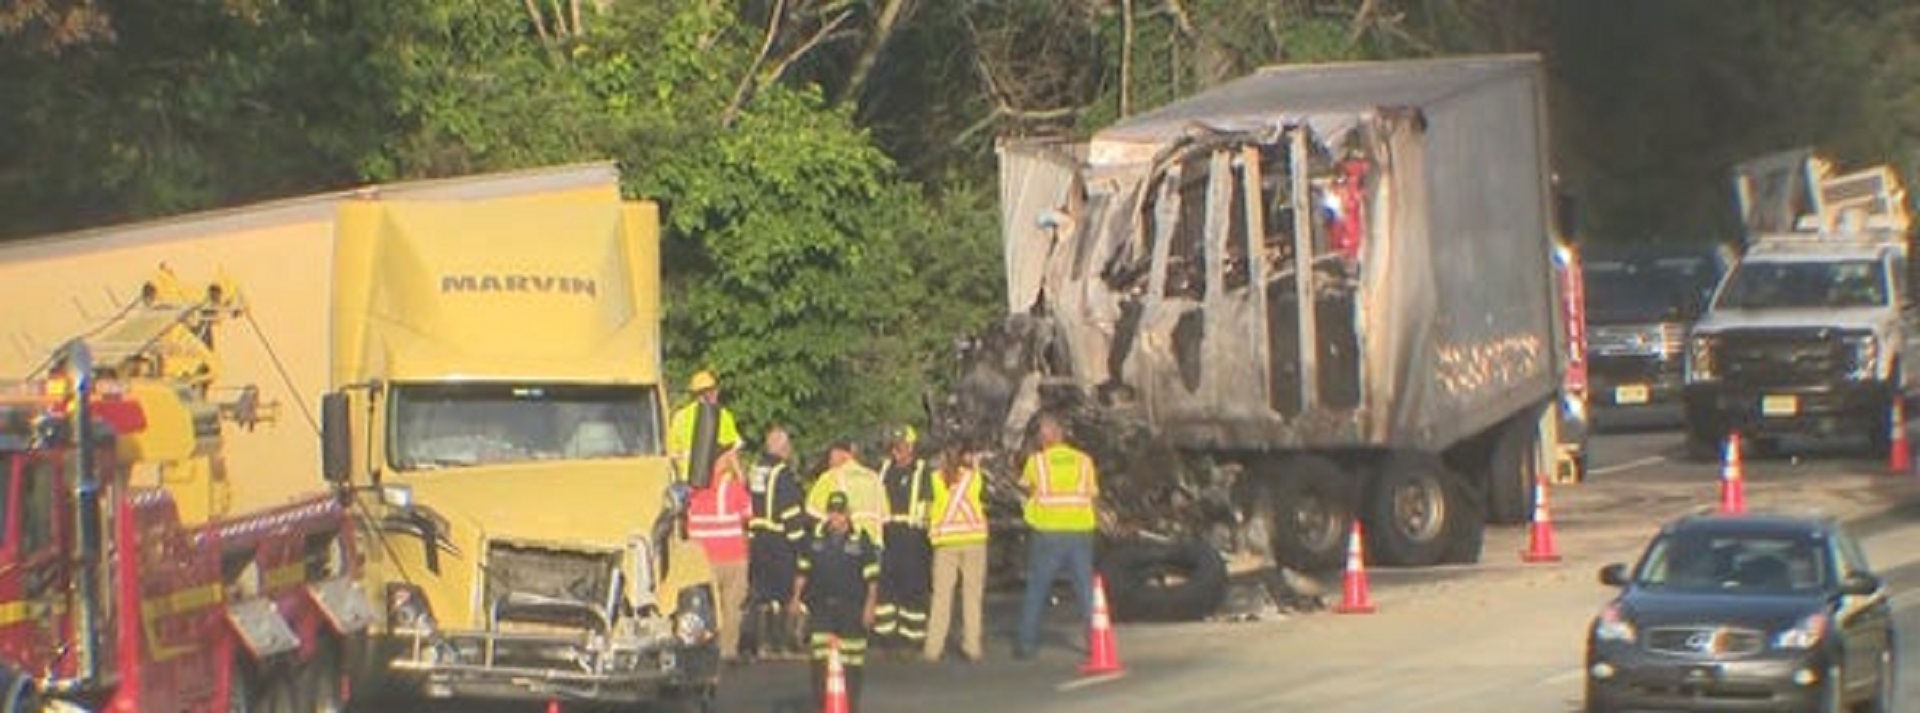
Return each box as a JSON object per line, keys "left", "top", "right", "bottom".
{"left": 1098, "top": 538, "right": 1228, "bottom": 623}
{"left": 1866, "top": 644, "right": 1896, "bottom": 713}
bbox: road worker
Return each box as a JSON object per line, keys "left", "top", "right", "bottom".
{"left": 685, "top": 447, "right": 751, "bottom": 663}
{"left": 805, "top": 440, "right": 887, "bottom": 547}
{"left": 792, "top": 491, "right": 880, "bottom": 713}
{"left": 746, "top": 425, "right": 809, "bottom": 659}
{"left": 924, "top": 444, "right": 990, "bottom": 663}
{"left": 1014, "top": 413, "right": 1100, "bottom": 660}
{"left": 873, "top": 424, "right": 933, "bottom": 656}
{"left": 668, "top": 369, "right": 742, "bottom": 482}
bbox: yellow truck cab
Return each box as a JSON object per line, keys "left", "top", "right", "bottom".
{"left": 0, "top": 164, "right": 719, "bottom": 709}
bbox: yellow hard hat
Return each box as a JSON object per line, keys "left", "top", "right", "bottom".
{"left": 888, "top": 424, "right": 919, "bottom": 445}
{"left": 688, "top": 370, "right": 718, "bottom": 393}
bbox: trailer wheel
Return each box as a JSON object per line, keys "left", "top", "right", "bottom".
{"left": 1098, "top": 539, "right": 1228, "bottom": 622}
{"left": 1486, "top": 414, "right": 1541, "bottom": 525}
{"left": 1367, "top": 455, "right": 1471, "bottom": 567}
{"left": 1266, "top": 457, "right": 1352, "bottom": 572}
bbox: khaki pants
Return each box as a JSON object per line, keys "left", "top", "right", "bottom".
{"left": 712, "top": 560, "right": 749, "bottom": 659}
{"left": 924, "top": 543, "right": 987, "bottom": 661}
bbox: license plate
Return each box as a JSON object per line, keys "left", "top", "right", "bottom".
{"left": 1613, "top": 384, "right": 1651, "bottom": 405}
{"left": 1761, "top": 395, "right": 1799, "bottom": 417}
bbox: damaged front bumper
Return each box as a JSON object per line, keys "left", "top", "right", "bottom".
{"left": 383, "top": 624, "right": 718, "bottom": 703}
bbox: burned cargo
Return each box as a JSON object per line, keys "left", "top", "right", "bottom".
{"left": 938, "top": 55, "right": 1587, "bottom": 621}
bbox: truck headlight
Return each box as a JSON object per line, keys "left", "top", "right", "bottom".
{"left": 1842, "top": 333, "right": 1879, "bottom": 381}
{"left": 387, "top": 583, "right": 437, "bottom": 631}
{"left": 626, "top": 533, "right": 659, "bottom": 614}
{"left": 1687, "top": 335, "right": 1718, "bottom": 382}
{"left": 673, "top": 584, "right": 715, "bottom": 646}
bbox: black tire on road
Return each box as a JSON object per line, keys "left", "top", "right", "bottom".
{"left": 1265, "top": 457, "right": 1354, "bottom": 572}
{"left": 1097, "top": 539, "right": 1228, "bottom": 623}
{"left": 1486, "top": 412, "right": 1541, "bottom": 525}
{"left": 1367, "top": 455, "right": 1476, "bottom": 568}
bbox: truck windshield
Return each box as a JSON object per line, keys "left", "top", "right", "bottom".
{"left": 389, "top": 383, "right": 662, "bottom": 471}
{"left": 1585, "top": 258, "right": 1717, "bottom": 324}
{"left": 1714, "top": 259, "right": 1886, "bottom": 310}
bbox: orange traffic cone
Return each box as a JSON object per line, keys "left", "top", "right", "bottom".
{"left": 1889, "top": 400, "right": 1911, "bottom": 475}
{"left": 546, "top": 700, "right": 561, "bottom": 713}
{"left": 1521, "top": 476, "right": 1561, "bottom": 563}
{"left": 1081, "top": 574, "right": 1125, "bottom": 675}
{"left": 1332, "top": 521, "right": 1376, "bottom": 614}
{"left": 1719, "top": 432, "right": 1746, "bottom": 515}
{"left": 823, "top": 636, "right": 851, "bottom": 713}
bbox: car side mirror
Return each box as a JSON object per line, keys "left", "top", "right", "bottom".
{"left": 1841, "top": 572, "right": 1881, "bottom": 597}
{"left": 1599, "top": 563, "right": 1629, "bottom": 587}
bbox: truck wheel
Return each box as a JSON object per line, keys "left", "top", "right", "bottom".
{"left": 1266, "top": 457, "right": 1352, "bottom": 572}
{"left": 1098, "top": 539, "right": 1228, "bottom": 622}
{"left": 1485, "top": 414, "right": 1541, "bottom": 525}
{"left": 1367, "top": 455, "right": 1466, "bottom": 567}
{"left": 299, "top": 637, "right": 345, "bottom": 713}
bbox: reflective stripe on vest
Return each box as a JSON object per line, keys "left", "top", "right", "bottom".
{"left": 1033, "top": 450, "right": 1092, "bottom": 507}
{"left": 888, "top": 460, "right": 930, "bottom": 525}
{"left": 689, "top": 483, "right": 747, "bottom": 541}
{"left": 930, "top": 470, "right": 988, "bottom": 544}
{"left": 750, "top": 463, "right": 792, "bottom": 532}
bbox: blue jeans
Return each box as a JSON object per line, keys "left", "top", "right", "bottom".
{"left": 1017, "top": 531, "right": 1095, "bottom": 655}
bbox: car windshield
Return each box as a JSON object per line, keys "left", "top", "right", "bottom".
{"left": 1634, "top": 531, "right": 1829, "bottom": 594}
{"left": 390, "top": 383, "right": 662, "bottom": 471}
{"left": 1714, "top": 259, "right": 1886, "bottom": 310}
{"left": 1585, "top": 257, "right": 1719, "bottom": 324}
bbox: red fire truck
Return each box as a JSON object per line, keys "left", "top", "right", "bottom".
{"left": 0, "top": 340, "right": 376, "bottom": 712}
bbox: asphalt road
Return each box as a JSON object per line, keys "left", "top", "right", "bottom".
{"left": 381, "top": 421, "right": 1920, "bottom": 713}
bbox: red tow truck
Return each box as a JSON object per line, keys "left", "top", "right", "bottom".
{"left": 0, "top": 340, "right": 377, "bottom": 712}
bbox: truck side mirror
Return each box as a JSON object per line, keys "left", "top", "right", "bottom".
{"left": 321, "top": 392, "right": 351, "bottom": 484}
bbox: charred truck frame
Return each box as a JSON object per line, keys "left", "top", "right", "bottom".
{"left": 943, "top": 55, "right": 1585, "bottom": 617}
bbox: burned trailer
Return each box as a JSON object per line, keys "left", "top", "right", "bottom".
{"left": 946, "top": 55, "right": 1578, "bottom": 610}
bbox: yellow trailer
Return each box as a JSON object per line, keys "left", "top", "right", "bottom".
{"left": 0, "top": 164, "right": 720, "bottom": 709}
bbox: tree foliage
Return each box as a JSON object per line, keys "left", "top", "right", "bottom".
{"left": 4, "top": 0, "right": 1920, "bottom": 451}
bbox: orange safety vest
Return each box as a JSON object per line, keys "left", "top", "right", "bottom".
{"left": 929, "top": 468, "right": 989, "bottom": 547}
{"left": 687, "top": 478, "right": 749, "bottom": 563}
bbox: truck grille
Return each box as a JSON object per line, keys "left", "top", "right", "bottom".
{"left": 484, "top": 542, "right": 620, "bottom": 629}
{"left": 1717, "top": 329, "right": 1850, "bottom": 385}
{"left": 1644, "top": 626, "right": 1766, "bottom": 657}
{"left": 1590, "top": 324, "right": 1684, "bottom": 359}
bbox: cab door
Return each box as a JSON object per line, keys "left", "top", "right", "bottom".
{"left": 0, "top": 453, "right": 68, "bottom": 675}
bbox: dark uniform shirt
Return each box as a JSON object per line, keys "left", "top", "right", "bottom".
{"left": 750, "top": 456, "right": 808, "bottom": 539}
{"left": 879, "top": 458, "right": 932, "bottom": 524}
{"left": 799, "top": 524, "right": 881, "bottom": 618}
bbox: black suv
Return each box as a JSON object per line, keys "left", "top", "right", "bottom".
{"left": 1585, "top": 513, "right": 1896, "bottom": 712}
{"left": 1584, "top": 243, "right": 1731, "bottom": 421}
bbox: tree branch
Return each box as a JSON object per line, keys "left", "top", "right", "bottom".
{"left": 721, "top": 0, "right": 787, "bottom": 127}
{"left": 841, "top": 0, "right": 913, "bottom": 107}
{"left": 523, "top": 0, "right": 552, "bottom": 44}
{"left": 1120, "top": 0, "right": 1135, "bottom": 117}
{"left": 1348, "top": 0, "right": 1378, "bottom": 45}
{"left": 763, "top": 11, "right": 855, "bottom": 85}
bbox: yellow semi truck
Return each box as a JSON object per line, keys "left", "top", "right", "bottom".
{"left": 0, "top": 163, "right": 721, "bottom": 709}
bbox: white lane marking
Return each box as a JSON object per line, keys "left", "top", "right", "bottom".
{"left": 1536, "top": 668, "right": 1585, "bottom": 687}
{"left": 1057, "top": 671, "right": 1127, "bottom": 691}
{"left": 1589, "top": 455, "right": 1668, "bottom": 477}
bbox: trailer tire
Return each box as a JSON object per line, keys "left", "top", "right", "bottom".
{"left": 1265, "top": 457, "right": 1353, "bottom": 572}
{"left": 1098, "top": 539, "right": 1228, "bottom": 623}
{"left": 1486, "top": 414, "right": 1541, "bottom": 525}
{"left": 1367, "top": 455, "right": 1470, "bottom": 567}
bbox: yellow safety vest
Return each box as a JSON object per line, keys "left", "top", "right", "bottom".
{"left": 1021, "top": 445, "right": 1097, "bottom": 533}
{"left": 929, "top": 468, "right": 989, "bottom": 547}
{"left": 667, "top": 401, "right": 741, "bottom": 479}
{"left": 805, "top": 462, "right": 889, "bottom": 547}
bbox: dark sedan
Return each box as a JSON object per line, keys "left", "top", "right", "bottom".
{"left": 1585, "top": 513, "right": 1896, "bottom": 712}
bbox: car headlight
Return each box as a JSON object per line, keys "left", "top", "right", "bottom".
{"left": 1842, "top": 333, "right": 1879, "bottom": 381}
{"left": 1593, "top": 603, "right": 1636, "bottom": 644}
{"left": 1687, "top": 335, "right": 1717, "bottom": 382}
{"left": 1774, "top": 612, "right": 1829, "bottom": 650}
{"left": 387, "top": 583, "right": 437, "bottom": 631}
